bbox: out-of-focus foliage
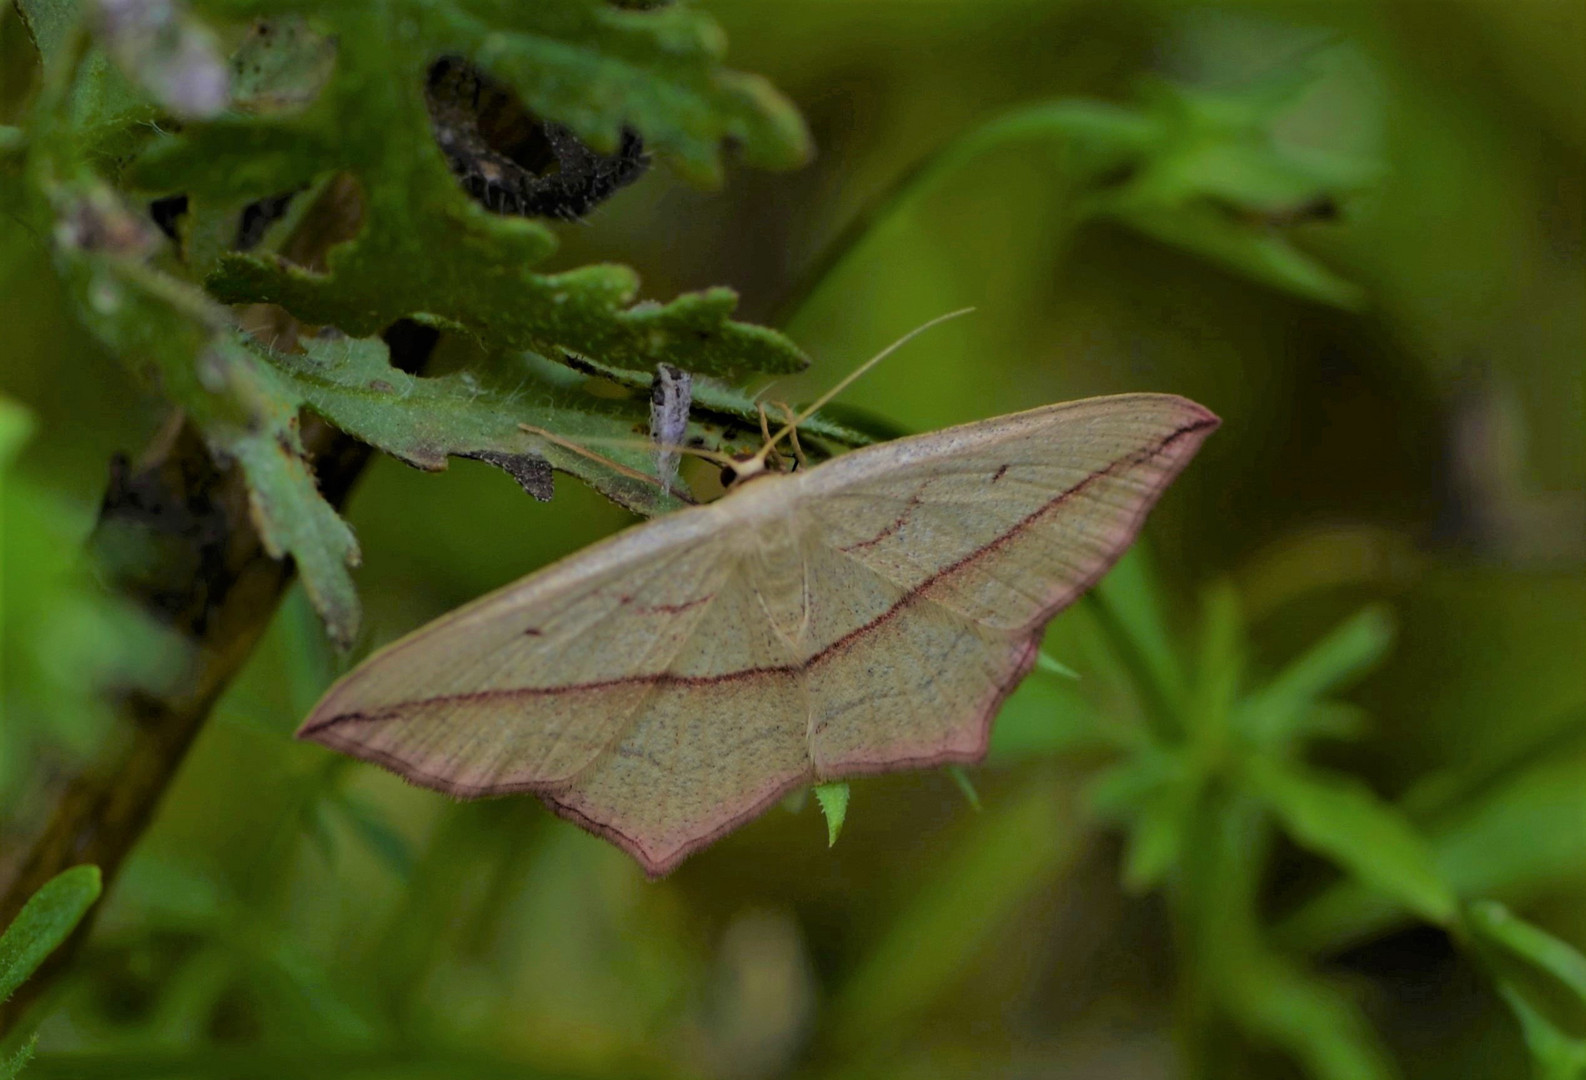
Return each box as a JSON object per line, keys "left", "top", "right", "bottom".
{"left": 0, "top": 399, "right": 179, "bottom": 807}
{"left": 1, "top": 0, "right": 1582, "bottom": 1078}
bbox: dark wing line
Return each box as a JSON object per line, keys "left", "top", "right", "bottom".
{"left": 312, "top": 416, "right": 1216, "bottom": 722}
{"left": 548, "top": 561, "right": 739, "bottom": 786}
{"left": 542, "top": 546, "right": 741, "bottom": 792}
{"left": 821, "top": 535, "right": 1017, "bottom": 642}
{"left": 444, "top": 541, "right": 687, "bottom": 710}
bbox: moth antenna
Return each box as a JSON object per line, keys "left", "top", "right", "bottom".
{"left": 752, "top": 307, "right": 975, "bottom": 468}
{"left": 517, "top": 424, "right": 697, "bottom": 503}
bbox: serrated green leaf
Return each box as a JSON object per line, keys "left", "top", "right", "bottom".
{"left": 127, "top": 3, "right": 809, "bottom": 379}
{"left": 436, "top": 0, "right": 811, "bottom": 180}
{"left": 1245, "top": 757, "right": 1456, "bottom": 926}
{"left": 0, "top": 865, "right": 102, "bottom": 1003}
{"left": 16, "top": 0, "right": 162, "bottom": 162}
{"left": 269, "top": 336, "right": 692, "bottom": 515}
{"left": 218, "top": 370, "right": 362, "bottom": 645}
{"left": 42, "top": 182, "right": 362, "bottom": 644}
{"left": 0, "top": 1036, "right": 36, "bottom": 1080}
{"left": 14, "top": 0, "right": 79, "bottom": 62}
{"left": 814, "top": 782, "right": 849, "bottom": 847}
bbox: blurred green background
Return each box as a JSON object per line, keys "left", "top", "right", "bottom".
{"left": 2, "top": 1, "right": 1583, "bottom": 1077}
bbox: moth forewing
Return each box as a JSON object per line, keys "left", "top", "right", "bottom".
{"left": 299, "top": 392, "right": 1218, "bottom": 875}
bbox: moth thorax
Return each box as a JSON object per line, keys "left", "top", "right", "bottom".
{"left": 720, "top": 454, "right": 771, "bottom": 489}
{"left": 748, "top": 526, "right": 810, "bottom": 646}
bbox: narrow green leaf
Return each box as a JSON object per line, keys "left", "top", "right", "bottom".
{"left": 1120, "top": 795, "right": 1188, "bottom": 894}
{"left": 0, "top": 399, "right": 34, "bottom": 466}
{"left": 1237, "top": 606, "right": 1395, "bottom": 746}
{"left": 332, "top": 796, "right": 416, "bottom": 882}
{"left": 987, "top": 671, "right": 1131, "bottom": 762}
{"left": 946, "top": 766, "right": 982, "bottom": 812}
{"left": 1468, "top": 900, "right": 1586, "bottom": 1008}
{"left": 1091, "top": 546, "right": 1188, "bottom": 722}
{"left": 1087, "top": 749, "right": 1194, "bottom": 891}
{"left": 1222, "top": 951, "right": 1399, "bottom": 1080}
{"left": 1187, "top": 581, "right": 1244, "bottom": 743}
{"left": 1110, "top": 201, "right": 1365, "bottom": 310}
{"left": 1183, "top": 794, "right": 1397, "bottom": 1080}
{"left": 1245, "top": 757, "right": 1456, "bottom": 925}
{"left": 1035, "top": 652, "right": 1080, "bottom": 680}
{"left": 814, "top": 782, "right": 850, "bottom": 847}
{"left": 830, "top": 778, "right": 1078, "bottom": 1049}
{"left": 1086, "top": 70, "right": 1378, "bottom": 310}
{"left": 1278, "top": 748, "right": 1586, "bottom": 956}
{"left": 0, "top": 865, "right": 102, "bottom": 1003}
{"left": 1466, "top": 901, "right": 1586, "bottom": 1077}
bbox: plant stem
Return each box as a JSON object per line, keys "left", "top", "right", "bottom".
{"left": 0, "top": 322, "right": 435, "bottom": 1036}
{"left": 0, "top": 416, "right": 362, "bottom": 1033}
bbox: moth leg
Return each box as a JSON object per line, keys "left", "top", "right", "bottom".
{"left": 779, "top": 403, "right": 808, "bottom": 470}
{"left": 757, "top": 401, "right": 773, "bottom": 446}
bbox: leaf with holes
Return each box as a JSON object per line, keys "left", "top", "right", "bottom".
{"left": 126, "top": 1, "right": 811, "bottom": 379}
{"left": 268, "top": 336, "right": 697, "bottom": 516}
